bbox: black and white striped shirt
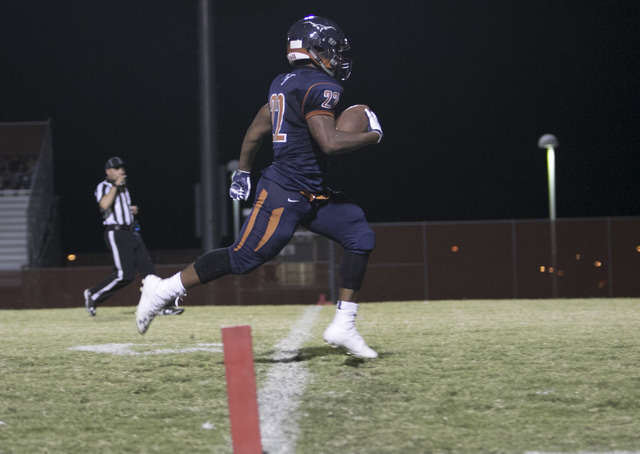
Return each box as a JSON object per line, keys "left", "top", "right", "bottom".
{"left": 95, "top": 180, "right": 134, "bottom": 226}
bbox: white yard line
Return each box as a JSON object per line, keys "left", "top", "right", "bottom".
{"left": 258, "top": 305, "right": 322, "bottom": 454}
{"left": 68, "top": 343, "right": 222, "bottom": 355}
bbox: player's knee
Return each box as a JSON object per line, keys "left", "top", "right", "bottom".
{"left": 194, "top": 248, "right": 232, "bottom": 284}
{"left": 344, "top": 228, "right": 376, "bottom": 254}
{"left": 360, "top": 229, "right": 376, "bottom": 252}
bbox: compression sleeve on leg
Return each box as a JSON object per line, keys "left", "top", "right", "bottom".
{"left": 339, "top": 250, "right": 370, "bottom": 292}
{"left": 193, "top": 248, "right": 232, "bottom": 284}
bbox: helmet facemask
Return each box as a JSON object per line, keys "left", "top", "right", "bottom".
{"left": 307, "top": 38, "right": 352, "bottom": 81}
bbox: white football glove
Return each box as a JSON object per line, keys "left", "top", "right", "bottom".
{"left": 229, "top": 170, "right": 251, "bottom": 201}
{"left": 365, "top": 108, "right": 383, "bottom": 143}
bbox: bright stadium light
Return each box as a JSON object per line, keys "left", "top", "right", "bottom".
{"left": 538, "top": 134, "right": 559, "bottom": 297}
{"left": 538, "top": 134, "right": 559, "bottom": 221}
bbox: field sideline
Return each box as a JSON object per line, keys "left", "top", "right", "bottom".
{"left": 1, "top": 299, "right": 639, "bottom": 453}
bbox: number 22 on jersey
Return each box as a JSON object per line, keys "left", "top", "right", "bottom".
{"left": 270, "top": 90, "right": 340, "bottom": 143}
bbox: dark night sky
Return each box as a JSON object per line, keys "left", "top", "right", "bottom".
{"left": 1, "top": 1, "right": 639, "bottom": 255}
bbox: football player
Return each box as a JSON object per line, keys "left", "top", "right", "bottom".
{"left": 136, "top": 16, "right": 383, "bottom": 358}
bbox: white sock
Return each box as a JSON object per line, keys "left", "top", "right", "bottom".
{"left": 166, "top": 272, "right": 187, "bottom": 296}
{"left": 337, "top": 300, "right": 358, "bottom": 312}
{"left": 331, "top": 301, "right": 358, "bottom": 329}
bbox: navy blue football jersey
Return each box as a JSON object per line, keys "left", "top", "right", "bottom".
{"left": 261, "top": 67, "right": 344, "bottom": 193}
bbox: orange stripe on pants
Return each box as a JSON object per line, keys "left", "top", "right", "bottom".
{"left": 234, "top": 189, "right": 267, "bottom": 252}
{"left": 254, "top": 207, "right": 284, "bottom": 252}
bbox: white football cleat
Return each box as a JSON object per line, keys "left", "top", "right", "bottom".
{"left": 323, "top": 323, "right": 378, "bottom": 359}
{"left": 136, "top": 275, "right": 174, "bottom": 334}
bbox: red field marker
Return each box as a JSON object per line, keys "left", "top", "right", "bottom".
{"left": 316, "top": 293, "right": 333, "bottom": 305}
{"left": 222, "top": 325, "right": 263, "bottom": 454}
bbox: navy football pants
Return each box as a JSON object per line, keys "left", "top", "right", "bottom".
{"left": 229, "top": 178, "right": 375, "bottom": 286}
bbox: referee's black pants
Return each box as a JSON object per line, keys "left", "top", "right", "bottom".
{"left": 88, "top": 229, "right": 155, "bottom": 304}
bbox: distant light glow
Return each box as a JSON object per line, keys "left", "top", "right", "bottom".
{"left": 450, "top": 245, "right": 459, "bottom": 252}
{"left": 594, "top": 261, "right": 602, "bottom": 268}
{"left": 575, "top": 254, "right": 581, "bottom": 260}
{"left": 67, "top": 254, "right": 77, "bottom": 261}
{"left": 539, "top": 266, "right": 546, "bottom": 273}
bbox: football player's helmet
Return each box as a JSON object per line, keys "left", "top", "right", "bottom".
{"left": 286, "top": 15, "right": 352, "bottom": 81}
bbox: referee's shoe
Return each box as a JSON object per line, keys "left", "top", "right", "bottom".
{"left": 84, "top": 289, "right": 97, "bottom": 316}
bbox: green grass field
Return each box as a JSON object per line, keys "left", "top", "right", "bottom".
{"left": 1, "top": 299, "right": 639, "bottom": 453}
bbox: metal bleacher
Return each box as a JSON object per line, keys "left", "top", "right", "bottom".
{"left": 0, "top": 121, "right": 60, "bottom": 270}
{"left": 0, "top": 190, "right": 30, "bottom": 270}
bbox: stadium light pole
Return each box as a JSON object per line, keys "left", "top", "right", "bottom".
{"left": 226, "top": 160, "right": 241, "bottom": 238}
{"left": 538, "top": 134, "right": 559, "bottom": 297}
{"left": 198, "top": 0, "right": 220, "bottom": 250}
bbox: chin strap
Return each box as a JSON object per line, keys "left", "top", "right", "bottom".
{"left": 308, "top": 48, "right": 336, "bottom": 78}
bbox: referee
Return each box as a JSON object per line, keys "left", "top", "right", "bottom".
{"left": 83, "top": 157, "right": 184, "bottom": 317}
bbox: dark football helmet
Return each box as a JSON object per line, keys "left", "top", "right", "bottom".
{"left": 286, "top": 15, "right": 353, "bottom": 81}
